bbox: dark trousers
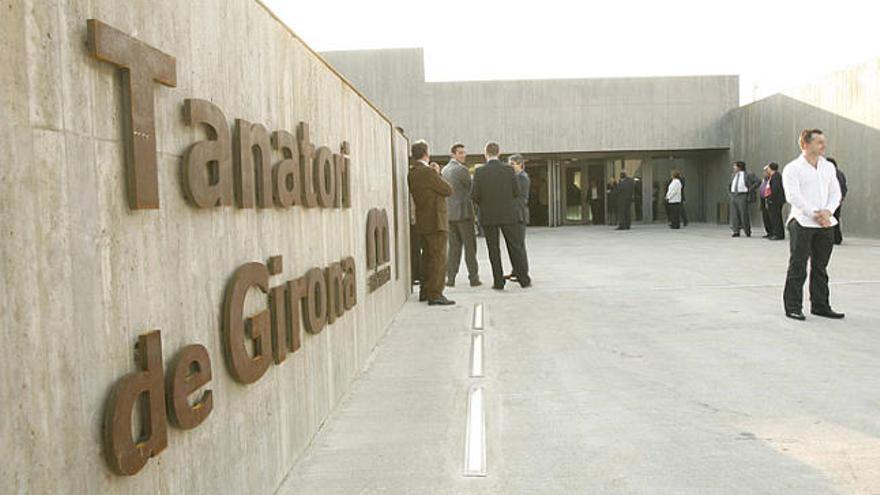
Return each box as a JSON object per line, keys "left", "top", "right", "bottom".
{"left": 783, "top": 221, "right": 835, "bottom": 313}
{"left": 729, "top": 193, "right": 750, "bottom": 235}
{"left": 483, "top": 223, "right": 530, "bottom": 287}
{"left": 447, "top": 219, "right": 479, "bottom": 283}
{"left": 510, "top": 222, "right": 530, "bottom": 278}
{"left": 617, "top": 200, "right": 632, "bottom": 229}
{"left": 767, "top": 201, "right": 785, "bottom": 239}
{"left": 667, "top": 202, "right": 682, "bottom": 229}
{"left": 680, "top": 202, "right": 688, "bottom": 226}
{"left": 833, "top": 206, "right": 843, "bottom": 244}
{"left": 419, "top": 231, "right": 448, "bottom": 300}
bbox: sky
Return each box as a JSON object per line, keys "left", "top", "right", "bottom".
{"left": 263, "top": 0, "right": 880, "bottom": 104}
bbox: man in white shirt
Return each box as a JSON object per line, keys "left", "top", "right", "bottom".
{"left": 782, "top": 129, "right": 844, "bottom": 321}
{"left": 729, "top": 161, "right": 755, "bottom": 237}
{"left": 665, "top": 170, "right": 683, "bottom": 229}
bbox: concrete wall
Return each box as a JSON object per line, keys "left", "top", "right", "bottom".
{"left": 719, "top": 57, "right": 880, "bottom": 238}
{"left": 0, "top": 0, "right": 410, "bottom": 493}
{"left": 323, "top": 48, "right": 739, "bottom": 155}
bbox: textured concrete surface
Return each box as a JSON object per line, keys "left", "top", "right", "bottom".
{"left": 322, "top": 48, "right": 738, "bottom": 154}
{"left": 281, "top": 224, "right": 880, "bottom": 494}
{"left": 1, "top": 1, "right": 409, "bottom": 493}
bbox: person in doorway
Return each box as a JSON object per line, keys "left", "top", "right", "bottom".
{"left": 615, "top": 172, "right": 635, "bottom": 230}
{"left": 826, "top": 157, "right": 847, "bottom": 245}
{"left": 472, "top": 142, "right": 530, "bottom": 290}
{"left": 679, "top": 173, "right": 689, "bottom": 227}
{"left": 729, "top": 161, "right": 758, "bottom": 237}
{"left": 505, "top": 154, "right": 531, "bottom": 283}
{"left": 766, "top": 162, "right": 786, "bottom": 240}
{"left": 665, "top": 170, "right": 683, "bottom": 229}
{"left": 759, "top": 165, "right": 772, "bottom": 238}
{"left": 407, "top": 140, "right": 455, "bottom": 306}
{"left": 607, "top": 179, "right": 618, "bottom": 226}
{"left": 782, "top": 129, "right": 844, "bottom": 321}
{"left": 442, "top": 143, "right": 481, "bottom": 288}
{"left": 587, "top": 179, "right": 601, "bottom": 224}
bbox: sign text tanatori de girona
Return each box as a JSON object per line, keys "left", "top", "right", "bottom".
{"left": 86, "top": 19, "right": 386, "bottom": 476}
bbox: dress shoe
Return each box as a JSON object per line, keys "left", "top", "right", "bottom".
{"left": 762, "top": 234, "right": 770, "bottom": 238}
{"left": 731, "top": 232, "right": 740, "bottom": 237}
{"left": 745, "top": 232, "right": 752, "bottom": 237}
{"left": 811, "top": 308, "right": 845, "bottom": 319}
{"left": 445, "top": 280, "right": 455, "bottom": 288}
{"left": 428, "top": 296, "right": 455, "bottom": 306}
{"left": 520, "top": 281, "right": 532, "bottom": 288}
{"left": 785, "top": 310, "right": 806, "bottom": 321}
{"left": 492, "top": 284, "right": 505, "bottom": 290}
{"left": 469, "top": 280, "right": 482, "bottom": 287}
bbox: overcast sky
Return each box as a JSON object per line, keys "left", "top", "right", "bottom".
{"left": 263, "top": 0, "right": 880, "bottom": 104}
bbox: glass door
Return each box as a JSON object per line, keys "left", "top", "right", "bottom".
{"left": 561, "top": 163, "right": 587, "bottom": 224}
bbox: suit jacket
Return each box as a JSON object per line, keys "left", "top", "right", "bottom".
{"left": 767, "top": 172, "right": 786, "bottom": 205}
{"left": 616, "top": 177, "right": 634, "bottom": 205}
{"left": 730, "top": 171, "right": 761, "bottom": 202}
{"left": 441, "top": 159, "right": 474, "bottom": 222}
{"left": 514, "top": 170, "right": 530, "bottom": 224}
{"left": 471, "top": 159, "right": 519, "bottom": 226}
{"left": 836, "top": 169, "right": 848, "bottom": 198}
{"left": 408, "top": 161, "right": 453, "bottom": 234}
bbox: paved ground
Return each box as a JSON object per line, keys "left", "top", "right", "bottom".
{"left": 277, "top": 224, "right": 880, "bottom": 494}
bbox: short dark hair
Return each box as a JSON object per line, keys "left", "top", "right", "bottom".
{"left": 734, "top": 161, "right": 746, "bottom": 171}
{"left": 826, "top": 157, "right": 838, "bottom": 167}
{"left": 768, "top": 162, "right": 779, "bottom": 171}
{"left": 508, "top": 153, "right": 524, "bottom": 166}
{"left": 619, "top": 171, "right": 627, "bottom": 179}
{"left": 799, "top": 128, "right": 823, "bottom": 146}
{"left": 411, "top": 140, "right": 429, "bottom": 160}
{"left": 485, "top": 141, "right": 500, "bottom": 156}
{"left": 671, "top": 169, "right": 681, "bottom": 179}
{"left": 450, "top": 143, "right": 465, "bottom": 155}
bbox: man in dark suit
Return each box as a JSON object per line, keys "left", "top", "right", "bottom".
{"left": 766, "top": 162, "right": 786, "bottom": 240}
{"left": 472, "top": 142, "right": 530, "bottom": 290}
{"left": 615, "top": 171, "right": 635, "bottom": 230}
{"left": 505, "top": 154, "right": 530, "bottom": 282}
{"left": 442, "top": 143, "right": 481, "bottom": 287}
{"left": 407, "top": 140, "right": 455, "bottom": 306}
{"left": 827, "top": 157, "right": 847, "bottom": 245}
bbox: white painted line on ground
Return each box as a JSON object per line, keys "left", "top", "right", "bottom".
{"left": 472, "top": 303, "right": 484, "bottom": 330}
{"left": 470, "top": 333, "right": 484, "bottom": 377}
{"left": 463, "top": 385, "right": 487, "bottom": 477}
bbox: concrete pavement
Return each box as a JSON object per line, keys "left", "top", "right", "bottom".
{"left": 277, "top": 224, "right": 880, "bottom": 494}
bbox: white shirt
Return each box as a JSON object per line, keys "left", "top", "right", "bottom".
{"left": 782, "top": 153, "right": 842, "bottom": 228}
{"left": 730, "top": 171, "right": 748, "bottom": 193}
{"left": 666, "top": 178, "right": 682, "bottom": 203}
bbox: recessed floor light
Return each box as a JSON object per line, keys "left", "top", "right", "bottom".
{"left": 463, "top": 385, "right": 487, "bottom": 477}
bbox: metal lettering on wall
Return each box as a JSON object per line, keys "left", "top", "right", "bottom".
{"left": 88, "top": 20, "right": 396, "bottom": 476}
{"left": 366, "top": 208, "right": 391, "bottom": 292}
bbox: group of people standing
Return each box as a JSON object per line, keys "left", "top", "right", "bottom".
{"left": 408, "top": 140, "right": 531, "bottom": 306}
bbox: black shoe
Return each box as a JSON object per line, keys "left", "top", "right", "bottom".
{"left": 745, "top": 232, "right": 752, "bottom": 237}
{"left": 520, "top": 281, "right": 532, "bottom": 288}
{"left": 762, "top": 234, "right": 771, "bottom": 238}
{"left": 445, "top": 280, "right": 455, "bottom": 288}
{"left": 469, "top": 280, "right": 482, "bottom": 287}
{"left": 419, "top": 293, "right": 427, "bottom": 302}
{"left": 767, "top": 235, "right": 779, "bottom": 240}
{"left": 732, "top": 232, "right": 740, "bottom": 237}
{"left": 492, "top": 284, "right": 505, "bottom": 290}
{"left": 785, "top": 310, "right": 806, "bottom": 321}
{"left": 428, "top": 296, "right": 455, "bottom": 306}
{"left": 811, "top": 308, "right": 845, "bottom": 319}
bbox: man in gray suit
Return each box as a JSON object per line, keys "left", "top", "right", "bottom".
{"left": 506, "top": 154, "right": 530, "bottom": 282}
{"left": 442, "top": 143, "right": 481, "bottom": 287}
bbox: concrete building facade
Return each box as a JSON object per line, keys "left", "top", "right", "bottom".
{"left": 324, "top": 48, "right": 879, "bottom": 237}
{"left": 1, "top": 1, "right": 411, "bottom": 493}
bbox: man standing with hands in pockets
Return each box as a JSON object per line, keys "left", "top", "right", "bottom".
{"left": 782, "top": 129, "right": 844, "bottom": 321}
